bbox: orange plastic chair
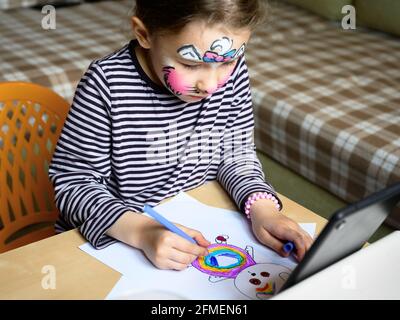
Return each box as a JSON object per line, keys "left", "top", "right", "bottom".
{"left": 0, "top": 82, "right": 70, "bottom": 253}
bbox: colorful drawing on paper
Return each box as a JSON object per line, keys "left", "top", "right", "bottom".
{"left": 192, "top": 243, "right": 256, "bottom": 278}
{"left": 191, "top": 235, "right": 292, "bottom": 300}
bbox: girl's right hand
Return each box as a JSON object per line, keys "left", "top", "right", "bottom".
{"left": 138, "top": 220, "right": 210, "bottom": 270}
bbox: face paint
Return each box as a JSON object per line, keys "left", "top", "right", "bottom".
{"left": 162, "top": 61, "right": 235, "bottom": 100}
{"left": 177, "top": 44, "right": 202, "bottom": 62}
{"left": 162, "top": 66, "right": 188, "bottom": 96}
{"left": 161, "top": 36, "right": 245, "bottom": 101}
{"left": 162, "top": 58, "right": 200, "bottom": 98}
{"left": 177, "top": 37, "right": 246, "bottom": 64}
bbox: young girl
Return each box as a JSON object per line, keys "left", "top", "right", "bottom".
{"left": 49, "top": 0, "right": 313, "bottom": 270}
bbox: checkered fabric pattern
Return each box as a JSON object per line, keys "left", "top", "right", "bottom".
{"left": 0, "top": 0, "right": 81, "bottom": 10}
{"left": 0, "top": 0, "right": 39, "bottom": 10}
{"left": 247, "top": 1, "right": 400, "bottom": 225}
{"left": 0, "top": 0, "right": 131, "bottom": 101}
{"left": 255, "top": 0, "right": 332, "bottom": 43}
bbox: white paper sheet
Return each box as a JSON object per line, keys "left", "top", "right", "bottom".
{"left": 79, "top": 192, "right": 316, "bottom": 300}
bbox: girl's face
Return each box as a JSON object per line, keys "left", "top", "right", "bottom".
{"left": 147, "top": 20, "right": 251, "bottom": 103}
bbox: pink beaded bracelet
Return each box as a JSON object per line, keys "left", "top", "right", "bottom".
{"left": 244, "top": 192, "right": 281, "bottom": 219}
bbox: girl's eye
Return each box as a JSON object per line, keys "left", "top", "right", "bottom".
{"left": 222, "top": 60, "right": 236, "bottom": 67}
{"left": 181, "top": 63, "right": 201, "bottom": 70}
{"left": 181, "top": 60, "right": 236, "bottom": 70}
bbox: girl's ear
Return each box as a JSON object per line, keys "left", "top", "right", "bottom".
{"left": 131, "top": 16, "right": 151, "bottom": 49}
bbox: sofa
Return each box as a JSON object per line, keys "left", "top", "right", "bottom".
{"left": 1, "top": 0, "right": 399, "bottom": 227}
{"left": 0, "top": 0, "right": 131, "bottom": 102}
{"left": 247, "top": 0, "right": 400, "bottom": 228}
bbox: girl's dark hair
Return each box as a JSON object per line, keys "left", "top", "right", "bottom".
{"left": 134, "top": 0, "right": 269, "bottom": 35}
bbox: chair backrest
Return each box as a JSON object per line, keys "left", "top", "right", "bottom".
{"left": 0, "top": 82, "right": 70, "bottom": 253}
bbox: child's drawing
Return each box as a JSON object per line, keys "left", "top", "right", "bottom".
{"left": 191, "top": 235, "right": 292, "bottom": 300}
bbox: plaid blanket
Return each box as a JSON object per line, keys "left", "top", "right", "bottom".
{"left": 0, "top": 0, "right": 39, "bottom": 10}
{"left": 0, "top": 0, "right": 131, "bottom": 101}
{"left": 0, "top": 0, "right": 83, "bottom": 10}
{"left": 248, "top": 2, "right": 400, "bottom": 226}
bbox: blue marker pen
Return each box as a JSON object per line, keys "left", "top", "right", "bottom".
{"left": 283, "top": 241, "right": 295, "bottom": 254}
{"left": 143, "top": 203, "right": 196, "bottom": 244}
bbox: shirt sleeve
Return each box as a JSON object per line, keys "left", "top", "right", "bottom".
{"left": 48, "top": 61, "right": 136, "bottom": 249}
{"left": 217, "top": 57, "right": 283, "bottom": 213}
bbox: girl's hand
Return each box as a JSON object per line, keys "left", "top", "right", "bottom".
{"left": 249, "top": 198, "right": 314, "bottom": 262}
{"left": 138, "top": 219, "right": 210, "bottom": 270}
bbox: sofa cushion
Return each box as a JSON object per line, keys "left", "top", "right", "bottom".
{"left": 247, "top": 1, "right": 400, "bottom": 227}
{"left": 284, "top": 0, "right": 353, "bottom": 21}
{"left": 253, "top": 1, "right": 331, "bottom": 43}
{"left": 0, "top": 0, "right": 39, "bottom": 10}
{"left": 355, "top": 0, "right": 400, "bottom": 37}
{"left": 0, "top": 0, "right": 130, "bottom": 102}
{"left": 0, "top": 0, "right": 82, "bottom": 10}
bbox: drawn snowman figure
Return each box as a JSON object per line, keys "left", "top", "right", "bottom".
{"left": 191, "top": 235, "right": 292, "bottom": 300}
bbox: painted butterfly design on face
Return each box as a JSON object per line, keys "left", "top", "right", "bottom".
{"left": 178, "top": 37, "right": 246, "bottom": 63}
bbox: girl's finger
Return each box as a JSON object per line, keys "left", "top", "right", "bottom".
{"left": 273, "top": 227, "right": 307, "bottom": 261}
{"left": 169, "top": 248, "right": 197, "bottom": 265}
{"left": 177, "top": 225, "right": 211, "bottom": 249}
{"left": 192, "top": 233, "right": 211, "bottom": 247}
{"left": 302, "top": 232, "right": 314, "bottom": 251}
{"left": 179, "top": 225, "right": 211, "bottom": 247}
{"left": 271, "top": 222, "right": 312, "bottom": 261}
{"left": 172, "top": 234, "right": 209, "bottom": 257}
{"left": 294, "top": 228, "right": 314, "bottom": 253}
{"left": 256, "top": 228, "right": 287, "bottom": 256}
{"left": 165, "top": 259, "right": 191, "bottom": 271}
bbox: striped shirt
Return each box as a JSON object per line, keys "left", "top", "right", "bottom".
{"left": 49, "top": 39, "right": 281, "bottom": 249}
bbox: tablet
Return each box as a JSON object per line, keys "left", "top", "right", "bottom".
{"left": 279, "top": 181, "right": 400, "bottom": 292}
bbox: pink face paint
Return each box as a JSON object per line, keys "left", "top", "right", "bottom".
{"left": 162, "top": 66, "right": 190, "bottom": 96}
{"left": 162, "top": 58, "right": 236, "bottom": 100}
{"left": 217, "top": 67, "right": 235, "bottom": 89}
{"left": 204, "top": 51, "right": 229, "bottom": 62}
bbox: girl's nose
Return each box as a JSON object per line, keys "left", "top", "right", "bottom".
{"left": 196, "top": 76, "right": 219, "bottom": 95}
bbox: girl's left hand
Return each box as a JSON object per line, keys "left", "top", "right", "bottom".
{"left": 249, "top": 198, "right": 314, "bottom": 262}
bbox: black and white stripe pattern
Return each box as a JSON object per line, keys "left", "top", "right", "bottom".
{"left": 49, "top": 40, "right": 281, "bottom": 249}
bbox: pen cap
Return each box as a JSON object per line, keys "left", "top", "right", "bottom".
{"left": 283, "top": 242, "right": 295, "bottom": 253}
